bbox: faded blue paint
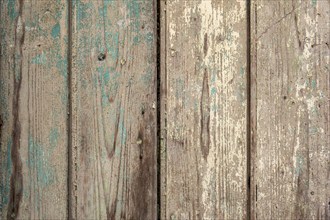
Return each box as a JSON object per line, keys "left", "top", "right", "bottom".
{"left": 141, "top": 68, "right": 153, "bottom": 85}
{"left": 0, "top": 138, "right": 12, "bottom": 207}
{"left": 119, "top": 114, "right": 127, "bottom": 146}
{"left": 211, "top": 87, "right": 217, "bottom": 96}
{"left": 145, "top": 32, "right": 154, "bottom": 43}
{"left": 51, "top": 23, "right": 61, "bottom": 39}
{"left": 31, "top": 53, "right": 47, "bottom": 65}
{"left": 49, "top": 128, "right": 59, "bottom": 148}
{"left": 15, "top": 54, "right": 22, "bottom": 81}
{"left": 7, "top": 0, "right": 17, "bottom": 21}
{"left": 240, "top": 67, "right": 245, "bottom": 76}
{"left": 56, "top": 58, "right": 68, "bottom": 77}
{"left": 312, "top": 0, "right": 317, "bottom": 7}
{"left": 105, "top": 32, "right": 119, "bottom": 59}
{"left": 311, "top": 79, "right": 317, "bottom": 89}
{"left": 0, "top": 81, "right": 9, "bottom": 121}
{"left": 103, "top": 70, "right": 110, "bottom": 84}
{"left": 295, "top": 156, "right": 304, "bottom": 175}
{"left": 115, "top": 108, "right": 127, "bottom": 157}
{"left": 28, "top": 136, "right": 55, "bottom": 186}
{"left": 76, "top": 1, "right": 93, "bottom": 30}
{"left": 133, "top": 36, "right": 140, "bottom": 45}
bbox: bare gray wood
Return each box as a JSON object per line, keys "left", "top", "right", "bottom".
{"left": 70, "top": 0, "right": 157, "bottom": 219}
{"left": 251, "top": 0, "right": 330, "bottom": 219}
{"left": 0, "top": 0, "right": 69, "bottom": 219}
{"left": 161, "top": 0, "right": 248, "bottom": 219}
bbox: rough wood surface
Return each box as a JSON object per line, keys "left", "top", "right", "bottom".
{"left": 70, "top": 0, "right": 157, "bottom": 219}
{"left": 161, "top": 0, "right": 248, "bottom": 219}
{"left": 251, "top": 0, "right": 330, "bottom": 219}
{"left": 0, "top": 0, "right": 69, "bottom": 219}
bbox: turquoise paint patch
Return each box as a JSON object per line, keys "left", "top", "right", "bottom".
{"left": 312, "top": 0, "right": 317, "bottom": 7}
{"left": 0, "top": 138, "right": 12, "bottom": 206}
{"left": 0, "top": 83, "right": 9, "bottom": 121}
{"left": 97, "top": 66, "right": 112, "bottom": 106}
{"left": 103, "top": 70, "right": 110, "bottom": 84}
{"left": 105, "top": 32, "right": 119, "bottom": 59}
{"left": 56, "top": 58, "right": 68, "bottom": 77}
{"left": 211, "top": 87, "right": 217, "bottom": 95}
{"left": 15, "top": 54, "right": 22, "bottom": 81}
{"left": 309, "top": 126, "right": 318, "bottom": 134}
{"left": 240, "top": 67, "right": 245, "bottom": 76}
{"left": 119, "top": 108, "right": 127, "bottom": 145}
{"left": 49, "top": 128, "right": 59, "bottom": 148}
{"left": 295, "top": 156, "right": 304, "bottom": 175}
{"left": 28, "top": 136, "right": 55, "bottom": 186}
{"left": 76, "top": 1, "right": 93, "bottom": 30}
{"left": 51, "top": 23, "right": 61, "bottom": 39}
{"left": 7, "top": 0, "right": 17, "bottom": 21}
{"left": 145, "top": 32, "right": 153, "bottom": 43}
{"left": 31, "top": 53, "right": 47, "bottom": 65}
{"left": 311, "top": 79, "right": 317, "bottom": 89}
{"left": 141, "top": 69, "right": 153, "bottom": 85}
{"left": 133, "top": 36, "right": 140, "bottom": 45}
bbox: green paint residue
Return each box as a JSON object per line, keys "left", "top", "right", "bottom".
{"left": 311, "top": 79, "right": 317, "bottom": 89}
{"left": 240, "top": 67, "right": 245, "bottom": 76}
{"left": 28, "top": 136, "right": 55, "bottom": 186}
{"left": 295, "top": 156, "right": 304, "bottom": 175}
{"left": 0, "top": 139, "right": 12, "bottom": 206}
{"left": 7, "top": 0, "right": 17, "bottom": 21}
{"left": 49, "top": 128, "right": 59, "bottom": 148}
{"left": 105, "top": 32, "right": 119, "bottom": 59}
{"left": 103, "top": 70, "right": 110, "bottom": 84}
{"left": 31, "top": 53, "right": 47, "bottom": 65}
{"left": 312, "top": 0, "right": 317, "bottom": 7}
{"left": 141, "top": 68, "right": 153, "bottom": 85}
{"left": 97, "top": 66, "right": 112, "bottom": 106}
{"left": 133, "top": 36, "right": 140, "bottom": 45}
{"left": 211, "top": 87, "right": 217, "bottom": 95}
{"left": 145, "top": 32, "right": 154, "bottom": 43}
{"left": 15, "top": 54, "right": 22, "bottom": 81}
{"left": 125, "top": 0, "right": 142, "bottom": 43}
{"left": 51, "top": 23, "right": 60, "bottom": 38}
{"left": 76, "top": 1, "right": 93, "bottom": 30}
{"left": 56, "top": 58, "right": 68, "bottom": 77}
{"left": 0, "top": 81, "right": 9, "bottom": 121}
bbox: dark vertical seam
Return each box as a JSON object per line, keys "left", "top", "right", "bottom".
{"left": 156, "top": 0, "right": 161, "bottom": 219}
{"left": 246, "top": 0, "right": 252, "bottom": 220}
{"left": 67, "top": 0, "right": 74, "bottom": 219}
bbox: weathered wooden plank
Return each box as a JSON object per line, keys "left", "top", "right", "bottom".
{"left": 0, "top": 0, "right": 69, "bottom": 219}
{"left": 251, "top": 0, "right": 330, "bottom": 219}
{"left": 161, "top": 0, "right": 248, "bottom": 219}
{"left": 71, "top": 0, "right": 157, "bottom": 219}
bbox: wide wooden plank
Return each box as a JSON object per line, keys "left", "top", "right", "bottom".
{"left": 0, "top": 0, "right": 69, "bottom": 219}
{"left": 251, "top": 0, "right": 330, "bottom": 219}
{"left": 161, "top": 0, "right": 248, "bottom": 219}
{"left": 70, "top": 0, "right": 157, "bottom": 219}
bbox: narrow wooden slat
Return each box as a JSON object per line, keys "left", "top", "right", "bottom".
{"left": 161, "top": 0, "right": 248, "bottom": 219}
{"left": 0, "top": 0, "right": 69, "bottom": 219}
{"left": 71, "top": 0, "right": 157, "bottom": 219}
{"left": 251, "top": 0, "right": 330, "bottom": 219}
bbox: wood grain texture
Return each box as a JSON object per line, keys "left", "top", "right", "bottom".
{"left": 0, "top": 0, "right": 69, "bottom": 219}
{"left": 251, "top": 0, "right": 330, "bottom": 219}
{"left": 71, "top": 0, "right": 157, "bottom": 219}
{"left": 161, "top": 0, "right": 248, "bottom": 219}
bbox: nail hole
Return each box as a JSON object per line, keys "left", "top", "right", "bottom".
{"left": 98, "top": 53, "right": 106, "bottom": 61}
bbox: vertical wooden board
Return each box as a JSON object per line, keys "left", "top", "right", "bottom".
{"left": 161, "top": 0, "right": 247, "bottom": 219}
{"left": 0, "top": 0, "right": 68, "bottom": 219}
{"left": 251, "top": 0, "right": 330, "bottom": 219}
{"left": 71, "top": 0, "right": 157, "bottom": 219}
